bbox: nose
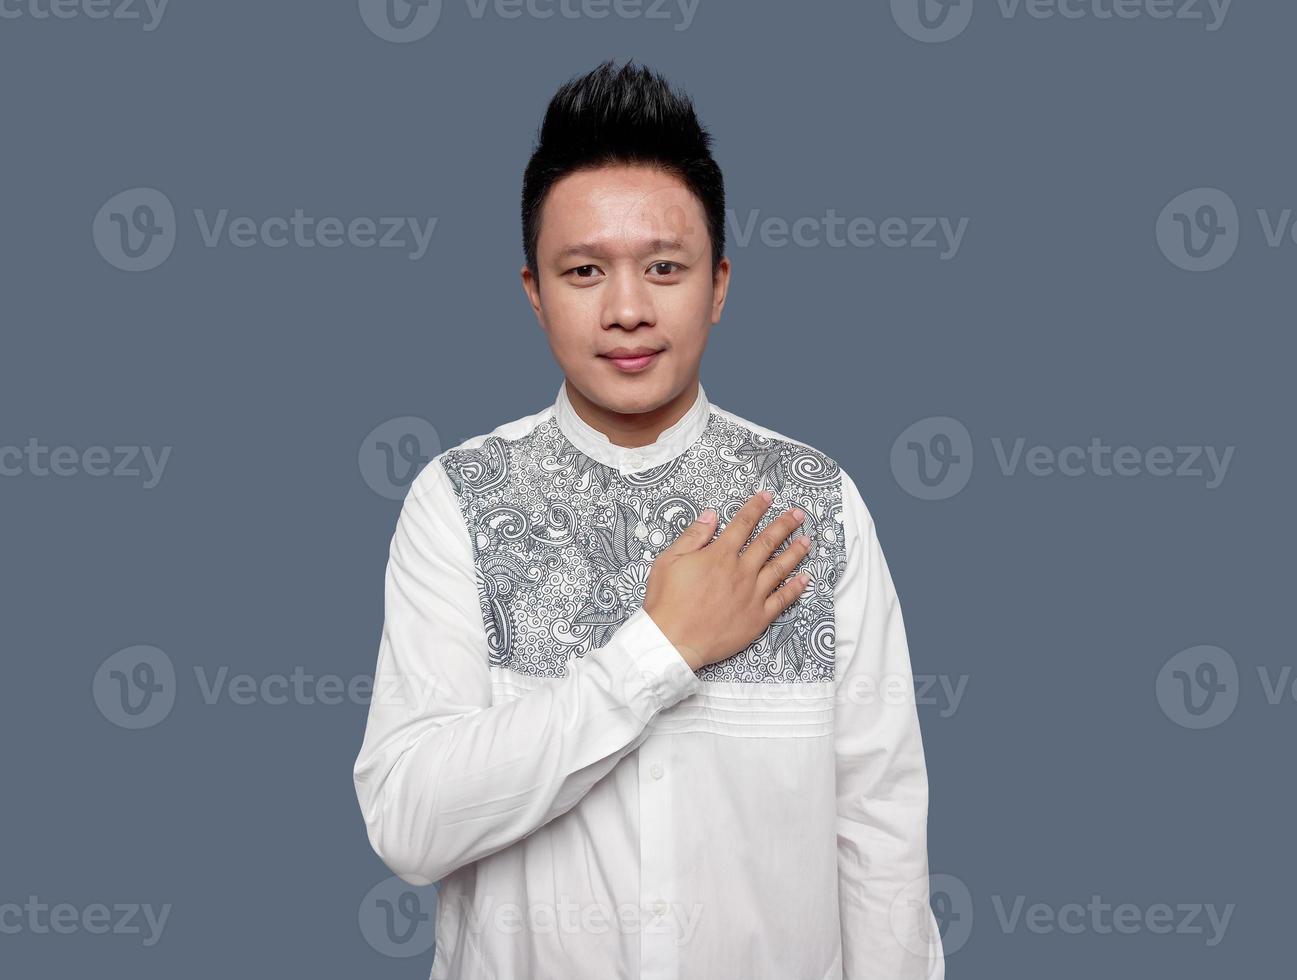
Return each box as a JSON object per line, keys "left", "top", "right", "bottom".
{"left": 601, "top": 267, "right": 655, "bottom": 332}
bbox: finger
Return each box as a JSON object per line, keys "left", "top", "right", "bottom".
{"left": 763, "top": 571, "right": 810, "bottom": 621}
{"left": 740, "top": 505, "right": 807, "bottom": 573}
{"left": 756, "top": 533, "right": 813, "bottom": 595}
{"left": 714, "top": 490, "right": 774, "bottom": 555}
{"left": 662, "top": 508, "right": 717, "bottom": 554}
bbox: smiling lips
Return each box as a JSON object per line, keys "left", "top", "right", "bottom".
{"left": 600, "top": 346, "right": 663, "bottom": 373}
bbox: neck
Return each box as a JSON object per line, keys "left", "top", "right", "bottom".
{"left": 565, "top": 377, "right": 699, "bottom": 449}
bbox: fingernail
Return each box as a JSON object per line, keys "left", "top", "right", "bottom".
{"left": 792, "top": 507, "right": 805, "bottom": 520}
{"left": 761, "top": 489, "right": 773, "bottom": 502}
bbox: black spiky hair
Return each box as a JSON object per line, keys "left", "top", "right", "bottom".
{"left": 521, "top": 59, "right": 726, "bottom": 277}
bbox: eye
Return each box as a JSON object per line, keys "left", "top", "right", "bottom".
{"left": 649, "top": 261, "right": 682, "bottom": 277}
{"left": 565, "top": 264, "right": 604, "bottom": 280}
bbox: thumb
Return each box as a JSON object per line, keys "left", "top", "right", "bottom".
{"left": 665, "top": 508, "right": 716, "bottom": 554}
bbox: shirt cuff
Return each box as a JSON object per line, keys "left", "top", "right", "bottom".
{"left": 615, "top": 605, "right": 703, "bottom": 710}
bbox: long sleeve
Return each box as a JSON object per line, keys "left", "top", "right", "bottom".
{"left": 352, "top": 456, "right": 702, "bottom": 887}
{"left": 834, "top": 468, "right": 944, "bottom": 979}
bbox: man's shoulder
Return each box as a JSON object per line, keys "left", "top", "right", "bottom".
{"left": 708, "top": 402, "right": 845, "bottom": 478}
{"left": 449, "top": 403, "right": 554, "bottom": 455}
{"left": 410, "top": 402, "right": 555, "bottom": 501}
{"left": 709, "top": 401, "right": 875, "bottom": 522}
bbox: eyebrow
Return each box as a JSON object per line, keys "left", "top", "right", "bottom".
{"left": 554, "top": 238, "right": 688, "bottom": 261}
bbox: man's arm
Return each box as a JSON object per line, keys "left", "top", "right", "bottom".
{"left": 834, "top": 468, "right": 944, "bottom": 979}
{"left": 352, "top": 457, "right": 701, "bottom": 886}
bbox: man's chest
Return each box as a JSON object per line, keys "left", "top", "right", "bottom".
{"left": 440, "top": 412, "right": 846, "bottom": 684}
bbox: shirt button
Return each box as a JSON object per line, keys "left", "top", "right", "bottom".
{"left": 652, "top": 901, "right": 668, "bottom": 918}
{"left": 650, "top": 763, "right": 664, "bottom": 780}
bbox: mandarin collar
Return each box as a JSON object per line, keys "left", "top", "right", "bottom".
{"left": 553, "top": 379, "right": 711, "bottom": 476}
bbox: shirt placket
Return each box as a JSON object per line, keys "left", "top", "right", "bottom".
{"left": 621, "top": 447, "right": 651, "bottom": 477}
{"left": 607, "top": 447, "right": 684, "bottom": 979}
{"left": 637, "top": 733, "right": 683, "bottom": 979}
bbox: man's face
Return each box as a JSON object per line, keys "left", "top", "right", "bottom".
{"left": 521, "top": 163, "right": 730, "bottom": 417}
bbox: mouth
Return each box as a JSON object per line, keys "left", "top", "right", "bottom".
{"left": 599, "top": 348, "right": 663, "bottom": 373}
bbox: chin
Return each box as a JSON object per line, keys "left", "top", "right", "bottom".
{"left": 581, "top": 372, "right": 671, "bottom": 413}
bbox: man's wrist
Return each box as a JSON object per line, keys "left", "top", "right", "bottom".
{"left": 640, "top": 604, "right": 704, "bottom": 672}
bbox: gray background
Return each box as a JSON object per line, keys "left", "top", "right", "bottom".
{"left": 2, "top": 0, "right": 1291, "bottom": 976}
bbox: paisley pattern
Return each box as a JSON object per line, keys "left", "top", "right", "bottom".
{"left": 440, "top": 410, "right": 846, "bottom": 684}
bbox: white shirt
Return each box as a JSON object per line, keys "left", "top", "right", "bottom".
{"left": 353, "top": 380, "right": 944, "bottom": 980}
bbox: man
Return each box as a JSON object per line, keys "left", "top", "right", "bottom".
{"left": 353, "top": 59, "right": 944, "bottom": 980}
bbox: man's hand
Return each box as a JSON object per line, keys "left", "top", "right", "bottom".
{"left": 642, "top": 489, "right": 811, "bottom": 671}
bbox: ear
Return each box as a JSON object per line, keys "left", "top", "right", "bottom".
{"left": 709, "top": 256, "right": 731, "bottom": 323}
{"left": 520, "top": 264, "right": 544, "bottom": 323}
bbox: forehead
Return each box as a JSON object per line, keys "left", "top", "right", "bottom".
{"left": 537, "top": 163, "right": 708, "bottom": 255}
